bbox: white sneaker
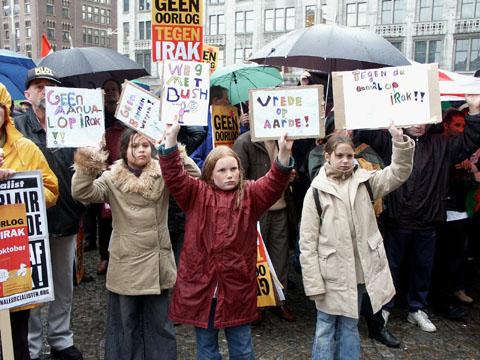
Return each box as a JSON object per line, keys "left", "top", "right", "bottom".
{"left": 407, "top": 310, "right": 437, "bottom": 332}
{"left": 382, "top": 309, "right": 390, "bottom": 326}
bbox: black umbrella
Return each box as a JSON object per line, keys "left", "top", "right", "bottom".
{"left": 249, "top": 24, "right": 410, "bottom": 72}
{"left": 38, "top": 47, "right": 149, "bottom": 88}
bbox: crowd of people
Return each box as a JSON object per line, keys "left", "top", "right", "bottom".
{"left": 0, "top": 65, "right": 479, "bottom": 360}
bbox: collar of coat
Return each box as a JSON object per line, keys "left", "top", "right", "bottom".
{"left": 311, "top": 165, "right": 374, "bottom": 199}
{"left": 110, "top": 159, "right": 163, "bottom": 201}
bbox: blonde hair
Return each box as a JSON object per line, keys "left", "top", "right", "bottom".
{"left": 201, "top": 146, "right": 245, "bottom": 209}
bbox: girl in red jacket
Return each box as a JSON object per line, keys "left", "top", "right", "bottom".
{"left": 159, "top": 121, "right": 293, "bottom": 359}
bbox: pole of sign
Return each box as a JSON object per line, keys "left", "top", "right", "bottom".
{"left": 0, "top": 309, "right": 14, "bottom": 359}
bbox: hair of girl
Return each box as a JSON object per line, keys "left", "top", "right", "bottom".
{"left": 200, "top": 146, "right": 246, "bottom": 209}
{"left": 324, "top": 134, "right": 355, "bottom": 155}
{"left": 119, "top": 128, "right": 158, "bottom": 165}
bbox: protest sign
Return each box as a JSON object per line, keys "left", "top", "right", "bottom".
{"left": 115, "top": 81, "right": 163, "bottom": 140}
{"left": 0, "top": 171, "right": 53, "bottom": 310}
{"left": 0, "top": 204, "right": 32, "bottom": 298}
{"left": 211, "top": 105, "right": 239, "bottom": 148}
{"left": 152, "top": 0, "right": 203, "bottom": 61}
{"left": 332, "top": 63, "right": 442, "bottom": 130}
{"left": 162, "top": 60, "right": 210, "bottom": 126}
{"left": 203, "top": 45, "right": 219, "bottom": 74}
{"left": 45, "top": 86, "right": 105, "bottom": 148}
{"left": 249, "top": 85, "right": 325, "bottom": 142}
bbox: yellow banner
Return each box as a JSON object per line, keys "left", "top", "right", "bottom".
{"left": 211, "top": 105, "right": 240, "bottom": 148}
{"left": 256, "top": 229, "right": 277, "bottom": 307}
{"left": 203, "top": 45, "right": 219, "bottom": 74}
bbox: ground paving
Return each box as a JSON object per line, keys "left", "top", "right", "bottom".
{"left": 37, "top": 250, "right": 480, "bottom": 359}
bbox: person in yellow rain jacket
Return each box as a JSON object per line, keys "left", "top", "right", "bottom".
{"left": 0, "top": 82, "right": 58, "bottom": 360}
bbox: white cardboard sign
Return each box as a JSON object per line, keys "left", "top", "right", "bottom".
{"left": 249, "top": 85, "right": 325, "bottom": 142}
{"left": 161, "top": 60, "right": 210, "bottom": 126}
{"left": 332, "top": 64, "right": 442, "bottom": 130}
{"left": 45, "top": 87, "right": 105, "bottom": 148}
{"left": 115, "top": 81, "right": 164, "bottom": 140}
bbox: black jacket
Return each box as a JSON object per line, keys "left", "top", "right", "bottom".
{"left": 14, "top": 108, "right": 84, "bottom": 236}
{"left": 359, "top": 114, "right": 480, "bottom": 229}
{"left": 446, "top": 156, "right": 479, "bottom": 212}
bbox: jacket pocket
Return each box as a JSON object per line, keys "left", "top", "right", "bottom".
{"left": 367, "top": 231, "right": 388, "bottom": 274}
{"left": 317, "top": 248, "right": 345, "bottom": 288}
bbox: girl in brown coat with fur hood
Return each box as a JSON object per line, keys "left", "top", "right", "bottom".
{"left": 72, "top": 128, "right": 200, "bottom": 360}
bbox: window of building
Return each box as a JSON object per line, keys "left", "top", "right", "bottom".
{"left": 94, "top": 29, "right": 99, "bottom": 45}
{"left": 87, "top": 6, "right": 93, "bottom": 21}
{"left": 381, "top": 0, "right": 405, "bottom": 24}
{"left": 209, "top": 0, "right": 224, "bottom": 4}
{"left": 460, "top": 0, "right": 480, "bottom": 18}
{"left": 47, "top": 0, "right": 55, "bottom": 16}
{"left": 62, "top": 7, "right": 69, "bottom": 18}
{"left": 139, "top": 0, "right": 150, "bottom": 11}
{"left": 25, "top": 0, "right": 30, "bottom": 14}
{"left": 94, "top": 7, "right": 100, "bottom": 23}
{"left": 123, "top": 22, "right": 129, "bottom": 41}
{"left": 46, "top": 20, "right": 55, "bottom": 40}
{"left": 454, "top": 37, "right": 480, "bottom": 71}
{"left": 346, "top": 2, "right": 367, "bottom": 26}
{"left": 235, "top": 10, "right": 253, "bottom": 33}
{"left": 234, "top": 47, "right": 252, "bottom": 64}
{"left": 63, "top": 30, "right": 69, "bottom": 42}
{"left": 135, "top": 51, "right": 151, "bottom": 73}
{"left": 123, "top": 0, "right": 129, "bottom": 12}
{"left": 418, "top": 0, "right": 443, "bottom": 21}
{"left": 107, "top": 10, "right": 111, "bottom": 24}
{"left": 209, "top": 14, "right": 225, "bottom": 35}
{"left": 265, "top": 8, "right": 296, "bottom": 32}
{"left": 100, "top": 8, "right": 106, "bottom": 24}
{"left": 414, "top": 39, "right": 442, "bottom": 63}
{"left": 305, "top": 5, "right": 316, "bottom": 27}
{"left": 138, "top": 21, "right": 151, "bottom": 40}
{"left": 389, "top": 40, "right": 403, "bottom": 51}
{"left": 25, "top": 20, "right": 31, "bottom": 38}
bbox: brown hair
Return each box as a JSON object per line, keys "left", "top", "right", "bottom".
{"left": 119, "top": 128, "right": 157, "bottom": 165}
{"left": 201, "top": 146, "right": 245, "bottom": 209}
{"left": 324, "top": 134, "right": 355, "bottom": 155}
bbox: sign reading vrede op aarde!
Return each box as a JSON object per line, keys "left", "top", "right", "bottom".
{"left": 0, "top": 171, "right": 53, "bottom": 310}
{"left": 152, "top": 0, "right": 203, "bottom": 61}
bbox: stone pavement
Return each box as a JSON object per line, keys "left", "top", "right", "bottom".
{"left": 38, "top": 250, "right": 480, "bottom": 359}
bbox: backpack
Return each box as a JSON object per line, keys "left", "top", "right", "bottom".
{"left": 312, "top": 182, "right": 374, "bottom": 225}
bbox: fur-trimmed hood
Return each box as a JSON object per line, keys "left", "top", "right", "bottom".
{"left": 110, "top": 159, "right": 163, "bottom": 201}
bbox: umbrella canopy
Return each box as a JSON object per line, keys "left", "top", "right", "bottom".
{"left": 210, "top": 64, "right": 283, "bottom": 105}
{"left": 0, "top": 49, "right": 36, "bottom": 100}
{"left": 38, "top": 47, "right": 149, "bottom": 88}
{"left": 249, "top": 24, "right": 410, "bottom": 72}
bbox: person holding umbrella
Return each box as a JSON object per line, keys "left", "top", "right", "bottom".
{"left": 14, "top": 67, "right": 85, "bottom": 360}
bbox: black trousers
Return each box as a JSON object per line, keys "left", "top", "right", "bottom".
{"left": 10, "top": 309, "right": 31, "bottom": 360}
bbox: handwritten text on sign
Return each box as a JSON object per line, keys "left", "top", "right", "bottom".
{"left": 115, "top": 81, "right": 163, "bottom": 140}
{"left": 249, "top": 86, "right": 325, "bottom": 141}
{"left": 45, "top": 87, "right": 105, "bottom": 148}
{"left": 152, "top": 0, "right": 203, "bottom": 61}
{"left": 332, "top": 64, "right": 442, "bottom": 130}
{"left": 162, "top": 60, "right": 210, "bottom": 126}
{"left": 0, "top": 171, "right": 53, "bottom": 310}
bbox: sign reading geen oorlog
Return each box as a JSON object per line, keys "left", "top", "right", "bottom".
{"left": 0, "top": 171, "right": 53, "bottom": 310}
{"left": 152, "top": 0, "right": 203, "bottom": 62}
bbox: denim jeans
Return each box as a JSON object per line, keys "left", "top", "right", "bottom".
{"left": 195, "top": 299, "right": 255, "bottom": 360}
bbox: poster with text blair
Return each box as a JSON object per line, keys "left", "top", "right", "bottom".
{"left": 161, "top": 60, "right": 210, "bottom": 126}
{"left": 249, "top": 85, "right": 325, "bottom": 142}
{"left": 45, "top": 87, "right": 105, "bottom": 148}
{"left": 332, "top": 64, "right": 442, "bottom": 130}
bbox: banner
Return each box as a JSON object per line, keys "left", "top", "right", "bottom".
{"left": 203, "top": 45, "right": 219, "bottom": 74}
{"left": 211, "top": 105, "right": 239, "bottom": 148}
{"left": 0, "top": 204, "right": 32, "bottom": 298}
{"left": 45, "top": 86, "right": 105, "bottom": 148}
{"left": 152, "top": 0, "right": 203, "bottom": 61}
{"left": 115, "top": 81, "right": 163, "bottom": 141}
{"left": 332, "top": 63, "right": 442, "bottom": 130}
{"left": 256, "top": 223, "right": 284, "bottom": 308}
{"left": 0, "top": 171, "right": 53, "bottom": 310}
{"left": 249, "top": 85, "right": 325, "bottom": 142}
{"left": 162, "top": 60, "right": 210, "bottom": 126}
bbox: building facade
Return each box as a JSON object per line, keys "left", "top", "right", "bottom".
{"left": 1, "top": 0, "right": 117, "bottom": 60}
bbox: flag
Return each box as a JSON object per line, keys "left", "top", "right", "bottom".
{"left": 41, "top": 33, "right": 53, "bottom": 57}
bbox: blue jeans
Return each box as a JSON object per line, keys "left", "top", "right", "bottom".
{"left": 312, "top": 311, "right": 360, "bottom": 360}
{"left": 195, "top": 299, "right": 254, "bottom": 360}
